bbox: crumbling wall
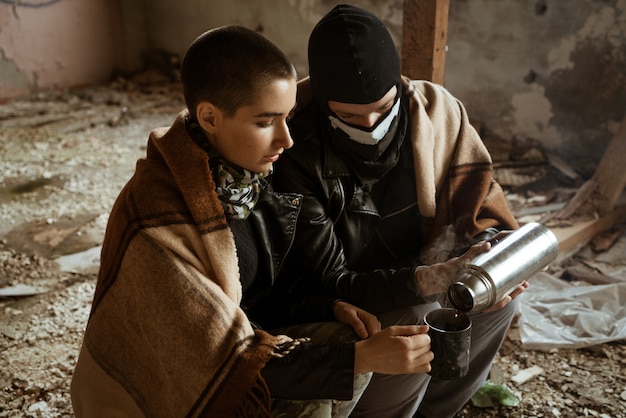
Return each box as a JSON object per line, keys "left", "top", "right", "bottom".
{"left": 444, "top": 0, "right": 626, "bottom": 170}
{"left": 0, "top": 0, "right": 125, "bottom": 100}
{"left": 0, "top": 0, "right": 624, "bottom": 170}
{"left": 144, "top": 0, "right": 625, "bottom": 170}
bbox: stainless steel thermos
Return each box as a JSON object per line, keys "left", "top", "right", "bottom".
{"left": 447, "top": 222, "right": 559, "bottom": 312}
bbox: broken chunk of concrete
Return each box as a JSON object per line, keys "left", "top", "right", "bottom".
{"left": 511, "top": 365, "right": 544, "bottom": 385}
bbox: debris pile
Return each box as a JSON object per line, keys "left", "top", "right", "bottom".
{"left": 1, "top": 73, "right": 625, "bottom": 417}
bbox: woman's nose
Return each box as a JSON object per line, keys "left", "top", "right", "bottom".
{"left": 277, "top": 121, "right": 294, "bottom": 149}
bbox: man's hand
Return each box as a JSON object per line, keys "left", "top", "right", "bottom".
{"left": 333, "top": 300, "right": 381, "bottom": 339}
{"left": 354, "top": 325, "right": 433, "bottom": 375}
{"left": 415, "top": 241, "right": 490, "bottom": 297}
{"left": 481, "top": 280, "right": 529, "bottom": 313}
{"left": 485, "top": 229, "right": 514, "bottom": 245}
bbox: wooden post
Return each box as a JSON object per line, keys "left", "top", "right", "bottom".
{"left": 401, "top": 0, "right": 450, "bottom": 84}
{"left": 590, "top": 116, "right": 626, "bottom": 211}
{"left": 550, "top": 115, "right": 626, "bottom": 260}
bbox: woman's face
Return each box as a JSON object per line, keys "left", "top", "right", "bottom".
{"left": 200, "top": 78, "right": 297, "bottom": 174}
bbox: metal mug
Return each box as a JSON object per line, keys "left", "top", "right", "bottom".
{"left": 424, "top": 308, "right": 471, "bottom": 380}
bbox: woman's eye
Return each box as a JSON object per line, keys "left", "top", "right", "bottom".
{"left": 257, "top": 121, "right": 273, "bottom": 128}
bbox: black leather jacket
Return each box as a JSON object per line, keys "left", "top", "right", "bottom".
{"left": 242, "top": 185, "right": 339, "bottom": 327}
{"left": 240, "top": 186, "right": 354, "bottom": 401}
{"left": 273, "top": 99, "right": 502, "bottom": 315}
{"left": 273, "top": 102, "right": 429, "bottom": 316}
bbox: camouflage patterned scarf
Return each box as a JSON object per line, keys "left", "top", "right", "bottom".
{"left": 210, "top": 158, "right": 269, "bottom": 220}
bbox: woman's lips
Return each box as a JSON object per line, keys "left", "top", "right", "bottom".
{"left": 265, "top": 153, "right": 281, "bottom": 163}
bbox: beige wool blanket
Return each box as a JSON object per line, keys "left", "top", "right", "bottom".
{"left": 401, "top": 77, "right": 518, "bottom": 246}
{"left": 296, "top": 77, "right": 518, "bottom": 250}
{"left": 71, "top": 111, "right": 290, "bottom": 417}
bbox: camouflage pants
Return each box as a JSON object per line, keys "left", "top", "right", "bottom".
{"left": 270, "top": 322, "right": 372, "bottom": 418}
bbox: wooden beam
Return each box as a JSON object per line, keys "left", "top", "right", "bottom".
{"left": 401, "top": 0, "right": 450, "bottom": 84}
{"left": 552, "top": 196, "right": 626, "bottom": 263}
{"left": 590, "top": 115, "right": 626, "bottom": 211}
{"left": 550, "top": 116, "right": 626, "bottom": 261}
{"left": 555, "top": 115, "right": 626, "bottom": 219}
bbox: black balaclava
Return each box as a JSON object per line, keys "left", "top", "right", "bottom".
{"left": 308, "top": 4, "right": 406, "bottom": 184}
{"left": 308, "top": 4, "right": 402, "bottom": 110}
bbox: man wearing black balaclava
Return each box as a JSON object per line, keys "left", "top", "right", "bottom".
{"left": 273, "top": 4, "right": 525, "bottom": 418}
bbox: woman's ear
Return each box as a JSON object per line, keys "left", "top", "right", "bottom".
{"left": 196, "top": 101, "right": 220, "bottom": 133}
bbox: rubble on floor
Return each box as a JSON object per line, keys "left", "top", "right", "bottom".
{"left": 1, "top": 74, "right": 625, "bottom": 417}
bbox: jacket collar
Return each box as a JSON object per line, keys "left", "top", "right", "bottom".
{"left": 249, "top": 188, "right": 302, "bottom": 281}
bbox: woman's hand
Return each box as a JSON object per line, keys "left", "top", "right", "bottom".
{"left": 333, "top": 300, "right": 381, "bottom": 339}
{"left": 354, "top": 325, "right": 433, "bottom": 375}
{"left": 415, "top": 241, "right": 490, "bottom": 297}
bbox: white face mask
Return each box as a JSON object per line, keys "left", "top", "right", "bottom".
{"left": 328, "top": 98, "right": 400, "bottom": 145}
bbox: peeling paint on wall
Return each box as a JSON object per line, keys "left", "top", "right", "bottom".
{"left": 511, "top": 85, "right": 560, "bottom": 146}
{"left": 0, "top": 0, "right": 125, "bottom": 100}
{"left": 446, "top": 0, "right": 626, "bottom": 169}
{"left": 0, "top": 50, "right": 28, "bottom": 100}
{"left": 546, "top": 37, "right": 578, "bottom": 73}
{"left": 0, "top": 0, "right": 624, "bottom": 170}
{"left": 0, "top": 0, "right": 62, "bottom": 6}
{"left": 540, "top": 3, "right": 626, "bottom": 162}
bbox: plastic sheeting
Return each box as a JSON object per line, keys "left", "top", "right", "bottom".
{"left": 518, "top": 272, "right": 626, "bottom": 349}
